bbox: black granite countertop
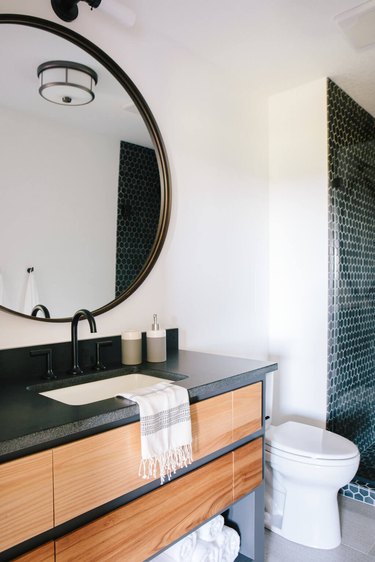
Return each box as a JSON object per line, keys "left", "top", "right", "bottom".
{"left": 0, "top": 349, "right": 277, "bottom": 463}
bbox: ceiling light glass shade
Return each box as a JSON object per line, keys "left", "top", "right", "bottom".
{"left": 37, "top": 61, "right": 98, "bottom": 106}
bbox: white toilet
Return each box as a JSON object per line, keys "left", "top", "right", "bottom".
{"left": 265, "top": 379, "right": 360, "bottom": 549}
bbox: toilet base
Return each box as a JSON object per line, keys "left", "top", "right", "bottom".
{"left": 265, "top": 484, "right": 341, "bottom": 549}
{"left": 265, "top": 458, "right": 346, "bottom": 550}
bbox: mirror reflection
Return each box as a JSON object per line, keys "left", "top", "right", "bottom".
{"left": 0, "top": 21, "right": 166, "bottom": 320}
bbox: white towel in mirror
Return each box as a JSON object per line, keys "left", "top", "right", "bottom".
{"left": 23, "top": 268, "right": 39, "bottom": 315}
{"left": 0, "top": 271, "right": 4, "bottom": 306}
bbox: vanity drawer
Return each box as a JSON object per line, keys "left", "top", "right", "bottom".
{"left": 53, "top": 422, "right": 142, "bottom": 526}
{"left": 14, "top": 542, "right": 55, "bottom": 562}
{"left": 55, "top": 451, "right": 234, "bottom": 562}
{"left": 190, "top": 391, "right": 232, "bottom": 459}
{"left": 0, "top": 451, "right": 54, "bottom": 552}
{"left": 232, "top": 381, "right": 262, "bottom": 441}
{"left": 233, "top": 438, "right": 263, "bottom": 502}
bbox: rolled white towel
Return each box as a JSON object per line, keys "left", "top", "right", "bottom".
{"left": 192, "top": 539, "right": 220, "bottom": 562}
{"left": 213, "top": 533, "right": 224, "bottom": 562}
{"left": 220, "top": 526, "right": 240, "bottom": 562}
{"left": 163, "top": 531, "right": 197, "bottom": 561}
{"left": 197, "top": 515, "right": 225, "bottom": 542}
{"left": 214, "top": 530, "right": 226, "bottom": 549}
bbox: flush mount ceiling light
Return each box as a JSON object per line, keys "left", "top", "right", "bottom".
{"left": 37, "top": 61, "right": 98, "bottom": 106}
{"left": 51, "top": 0, "right": 101, "bottom": 22}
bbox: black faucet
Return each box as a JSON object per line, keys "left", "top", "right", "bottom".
{"left": 71, "top": 309, "right": 97, "bottom": 375}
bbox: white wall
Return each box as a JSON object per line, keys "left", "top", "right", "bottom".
{"left": 0, "top": 1, "right": 270, "bottom": 359}
{"left": 0, "top": 106, "right": 118, "bottom": 317}
{"left": 268, "top": 79, "right": 328, "bottom": 427}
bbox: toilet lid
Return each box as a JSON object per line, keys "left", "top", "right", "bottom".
{"left": 266, "top": 421, "right": 359, "bottom": 460}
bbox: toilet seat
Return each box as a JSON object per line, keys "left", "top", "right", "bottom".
{"left": 266, "top": 421, "right": 359, "bottom": 461}
{"left": 266, "top": 444, "right": 360, "bottom": 467}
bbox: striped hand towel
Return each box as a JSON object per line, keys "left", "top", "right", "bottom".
{"left": 117, "top": 381, "right": 192, "bottom": 484}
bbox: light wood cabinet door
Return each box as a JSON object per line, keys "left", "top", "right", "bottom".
{"left": 233, "top": 438, "right": 263, "bottom": 502}
{"left": 53, "top": 422, "right": 142, "bottom": 526}
{"left": 14, "top": 542, "right": 55, "bottom": 562}
{"left": 0, "top": 451, "right": 53, "bottom": 552}
{"left": 191, "top": 391, "right": 233, "bottom": 459}
{"left": 232, "top": 382, "right": 262, "bottom": 442}
{"left": 55, "top": 452, "right": 233, "bottom": 562}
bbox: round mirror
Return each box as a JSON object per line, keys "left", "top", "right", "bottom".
{"left": 0, "top": 14, "right": 171, "bottom": 321}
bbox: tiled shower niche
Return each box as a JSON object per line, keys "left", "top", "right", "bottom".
{"left": 327, "top": 79, "right": 375, "bottom": 505}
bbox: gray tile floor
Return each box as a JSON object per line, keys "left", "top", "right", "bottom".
{"left": 265, "top": 496, "right": 375, "bottom": 561}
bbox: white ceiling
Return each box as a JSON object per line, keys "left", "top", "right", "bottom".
{"left": 126, "top": 0, "right": 375, "bottom": 117}
{"left": 2, "top": 0, "right": 375, "bottom": 133}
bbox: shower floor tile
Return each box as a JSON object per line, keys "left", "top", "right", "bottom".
{"left": 341, "top": 478, "right": 375, "bottom": 507}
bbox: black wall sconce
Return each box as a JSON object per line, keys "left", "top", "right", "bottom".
{"left": 51, "top": 0, "right": 102, "bottom": 22}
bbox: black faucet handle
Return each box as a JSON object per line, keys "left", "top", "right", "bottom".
{"left": 95, "top": 340, "right": 112, "bottom": 371}
{"left": 30, "top": 348, "right": 56, "bottom": 380}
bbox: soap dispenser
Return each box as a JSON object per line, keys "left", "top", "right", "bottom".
{"left": 146, "top": 314, "right": 166, "bottom": 362}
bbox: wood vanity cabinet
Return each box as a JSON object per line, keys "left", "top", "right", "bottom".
{"left": 1, "top": 381, "right": 263, "bottom": 560}
{"left": 53, "top": 382, "right": 262, "bottom": 526}
{"left": 0, "top": 450, "right": 54, "bottom": 552}
{"left": 55, "top": 439, "right": 262, "bottom": 562}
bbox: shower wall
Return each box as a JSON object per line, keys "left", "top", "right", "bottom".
{"left": 327, "top": 79, "right": 375, "bottom": 487}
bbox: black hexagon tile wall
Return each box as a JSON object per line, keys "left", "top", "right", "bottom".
{"left": 327, "top": 79, "right": 375, "bottom": 506}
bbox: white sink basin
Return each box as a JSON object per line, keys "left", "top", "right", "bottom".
{"left": 39, "top": 373, "right": 174, "bottom": 406}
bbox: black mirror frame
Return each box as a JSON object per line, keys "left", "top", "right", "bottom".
{"left": 0, "top": 13, "right": 171, "bottom": 323}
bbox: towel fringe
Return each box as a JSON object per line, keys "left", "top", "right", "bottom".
{"left": 139, "top": 443, "right": 193, "bottom": 484}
